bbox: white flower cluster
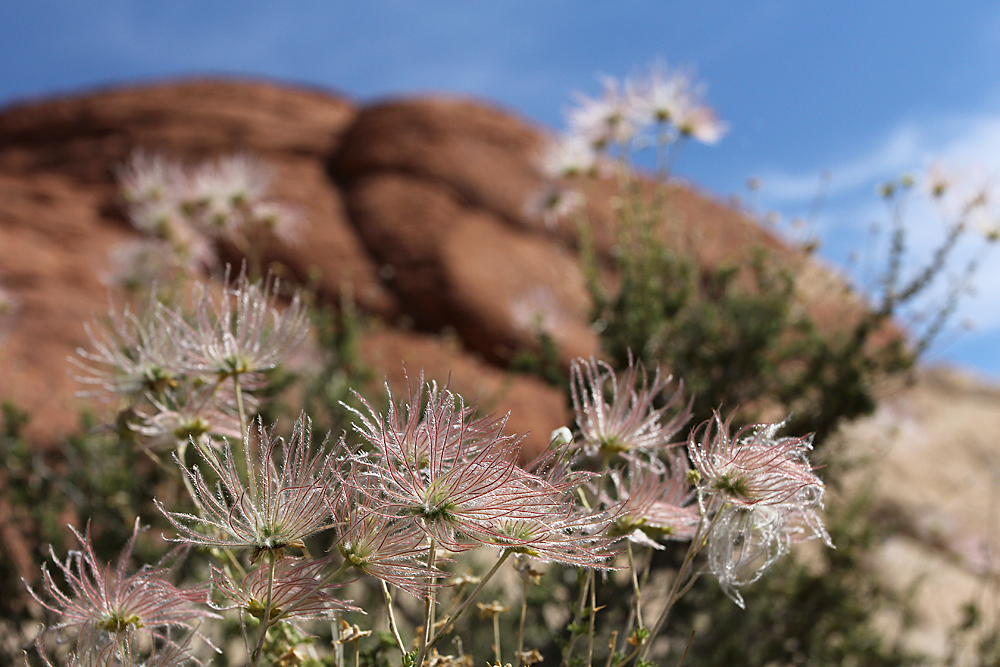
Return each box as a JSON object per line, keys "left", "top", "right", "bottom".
{"left": 73, "top": 270, "right": 309, "bottom": 452}
{"left": 109, "top": 151, "right": 301, "bottom": 288}
{"left": 529, "top": 62, "right": 727, "bottom": 227}
{"left": 542, "top": 62, "right": 727, "bottom": 181}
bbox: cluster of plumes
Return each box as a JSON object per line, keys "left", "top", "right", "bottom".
{"left": 27, "top": 521, "right": 215, "bottom": 667}
{"left": 687, "top": 414, "right": 832, "bottom": 607}
{"left": 338, "top": 375, "right": 622, "bottom": 572}
{"left": 146, "top": 378, "right": 633, "bottom": 656}
{"left": 562, "top": 357, "right": 831, "bottom": 607}
{"left": 570, "top": 356, "right": 689, "bottom": 460}
{"left": 159, "top": 416, "right": 338, "bottom": 556}
{"left": 564, "top": 357, "right": 698, "bottom": 548}
{"left": 529, "top": 62, "right": 727, "bottom": 226}
{"left": 34, "top": 345, "right": 833, "bottom": 664}
{"left": 151, "top": 416, "right": 361, "bottom": 656}
{"left": 109, "top": 151, "right": 300, "bottom": 289}
{"left": 72, "top": 270, "right": 309, "bottom": 454}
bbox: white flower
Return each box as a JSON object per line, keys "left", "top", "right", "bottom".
{"left": 0, "top": 282, "right": 20, "bottom": 341}
{"left": 191, "top": 154, "right": 271, "bottom": 212}
{"left": 104, "top": 239, "right": 185, "bottom": 290}
{"left": 550, "top": 426, "right": 574, "bottom": 447}
{"left": 672, "top": 101, "right": 727, "bottom": 145}
{"left": 525, "top": 185, "right": 585, "bottom": 229}
{"left": 250, "top": 200, "right": 303, "bottom": 245}
{"left": 117, "top": 151, "right": 186, "bottom": 206}
{"left": 540, "top": 135, "right": 597, "bottom": 179}
{"left": 624, "top": 62, "right": 727, "bottom": 146}
{"left": 925, "top": 162, "right": 951, "bottom": 199}
{"left": 625, "top": 61, "right": 689, "bottom": 126}
{"left": 127, "top": 196, "right": 186, "bottom": 237}
{"left": 567, "top": 76, "right": 639, "bottom": 149}
{"left": 509, "top": 285, "right": 568, "bottom": 335}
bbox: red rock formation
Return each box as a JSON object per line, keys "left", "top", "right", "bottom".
{"left": 0, "top": 79, "right": 865, "bottom": 456}
{"left": 0, "top": 81, "right": 580, "bottom": 453}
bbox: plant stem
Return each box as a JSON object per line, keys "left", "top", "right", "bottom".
{"left": 494, "top": 611, "right": 503, "bottom": 665}
{"left": 604, "top": 631, "right": 619, "bottom": 667}
{"left": 635, "top": 552, "right": 694, "bottom": 663}
{"left": 332, "top": 613, "right": 344, "bottom": 667}
{"left": 251, "top": 550, "right": 277, "bottom": 666}
{"left": 234, "top": 374, "right": 248, "bottom": 437}
{"left": 561, "top": 568, "right": 593, "bottom": 667}
{"left": 626, "top": 541, "right": 644, "bottom": 631}
{"left": 429, "top": 549, "right": 512, "bottom": 650}
{"left": 172, "top": 438, "right": 201, "bottom": 509}
{"left": 381, "top": 580, "right": 407, "bottom": 655}
{"left": 222, "top": 546, "right": 248, "bottom": 580}
{"left": 635, "top": 509, "right": 719, "bottom": 665}
{"left": 234, "top": 375, "right": 257, "bottom": 501}
{"left": 415, "top": 538, "right": 438, "bottom": 667}
{"left": 675, "top": 630, "right": 696, "bottom": 667}
{"left": 587, "top": 569, "right": 597, "bottom": 667}
{"left": 516, "top": 574, "right": 528, "bottom": 667}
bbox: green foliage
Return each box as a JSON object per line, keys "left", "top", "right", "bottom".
{"left": 510, "top": 327, "right": 566, "bottom": 390}
{"left": 358, "top": 633, "right": 400, "bottom": 667}
{"left": 0, "top": 403, "right": 166, "bottom": 575}
{"left": 586, "top": 205, "right": 912, "bottom": 445}
{"left": 302, "top": 290, "right": 378, "bottom": 441}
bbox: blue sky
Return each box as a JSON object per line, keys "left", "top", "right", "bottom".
{"left": 4, "top": 1, "right": 1000, "bottom": 376}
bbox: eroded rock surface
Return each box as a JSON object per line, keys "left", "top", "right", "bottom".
{"left": 2, "top": 79, "right": 808, "bottom": 452}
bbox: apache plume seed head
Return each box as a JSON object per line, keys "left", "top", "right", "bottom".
{"left": 173, "top": 269, "right": 309, "bottom": 385}
{"left": 211, "top": 556, "right": 356, "bottom": 625}
{"left": 688, "top": 412, "right": 824, "bottom": 509}
{"left": 570, "top": 356, "right": 690, "bottom": 459}
{"left": 71, "top": 301, "right": 188, "bottom": 403}
{"left": 603, "top": 455, "right": 699, "bottom": 548}
{"left": 26, "top": 520, "right": 214, "bottom": 660}
{"left": 687, "top": 412, "right": 832, "bottom": 607}
{"left": 158, "top": 414, "right": 337, "bottom": 557}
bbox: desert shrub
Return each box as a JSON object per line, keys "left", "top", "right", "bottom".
{"left": 529, "top": 62, "right": 995, "bottom": 667}
{"left": 540, "top": 80, "right": 981, "bottom": 446}
{"left": 15, "top": 269, "right": 835, "bottom": 667}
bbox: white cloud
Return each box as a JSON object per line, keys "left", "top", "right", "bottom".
{"left": 760, "top": 125, "right": 924, "bottom": 203}
{"left": 760, "top": 114, "right": 1000, "bottom": 205}
{"left": 755, "top": 111, "right": 1000, "bottom": 375}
